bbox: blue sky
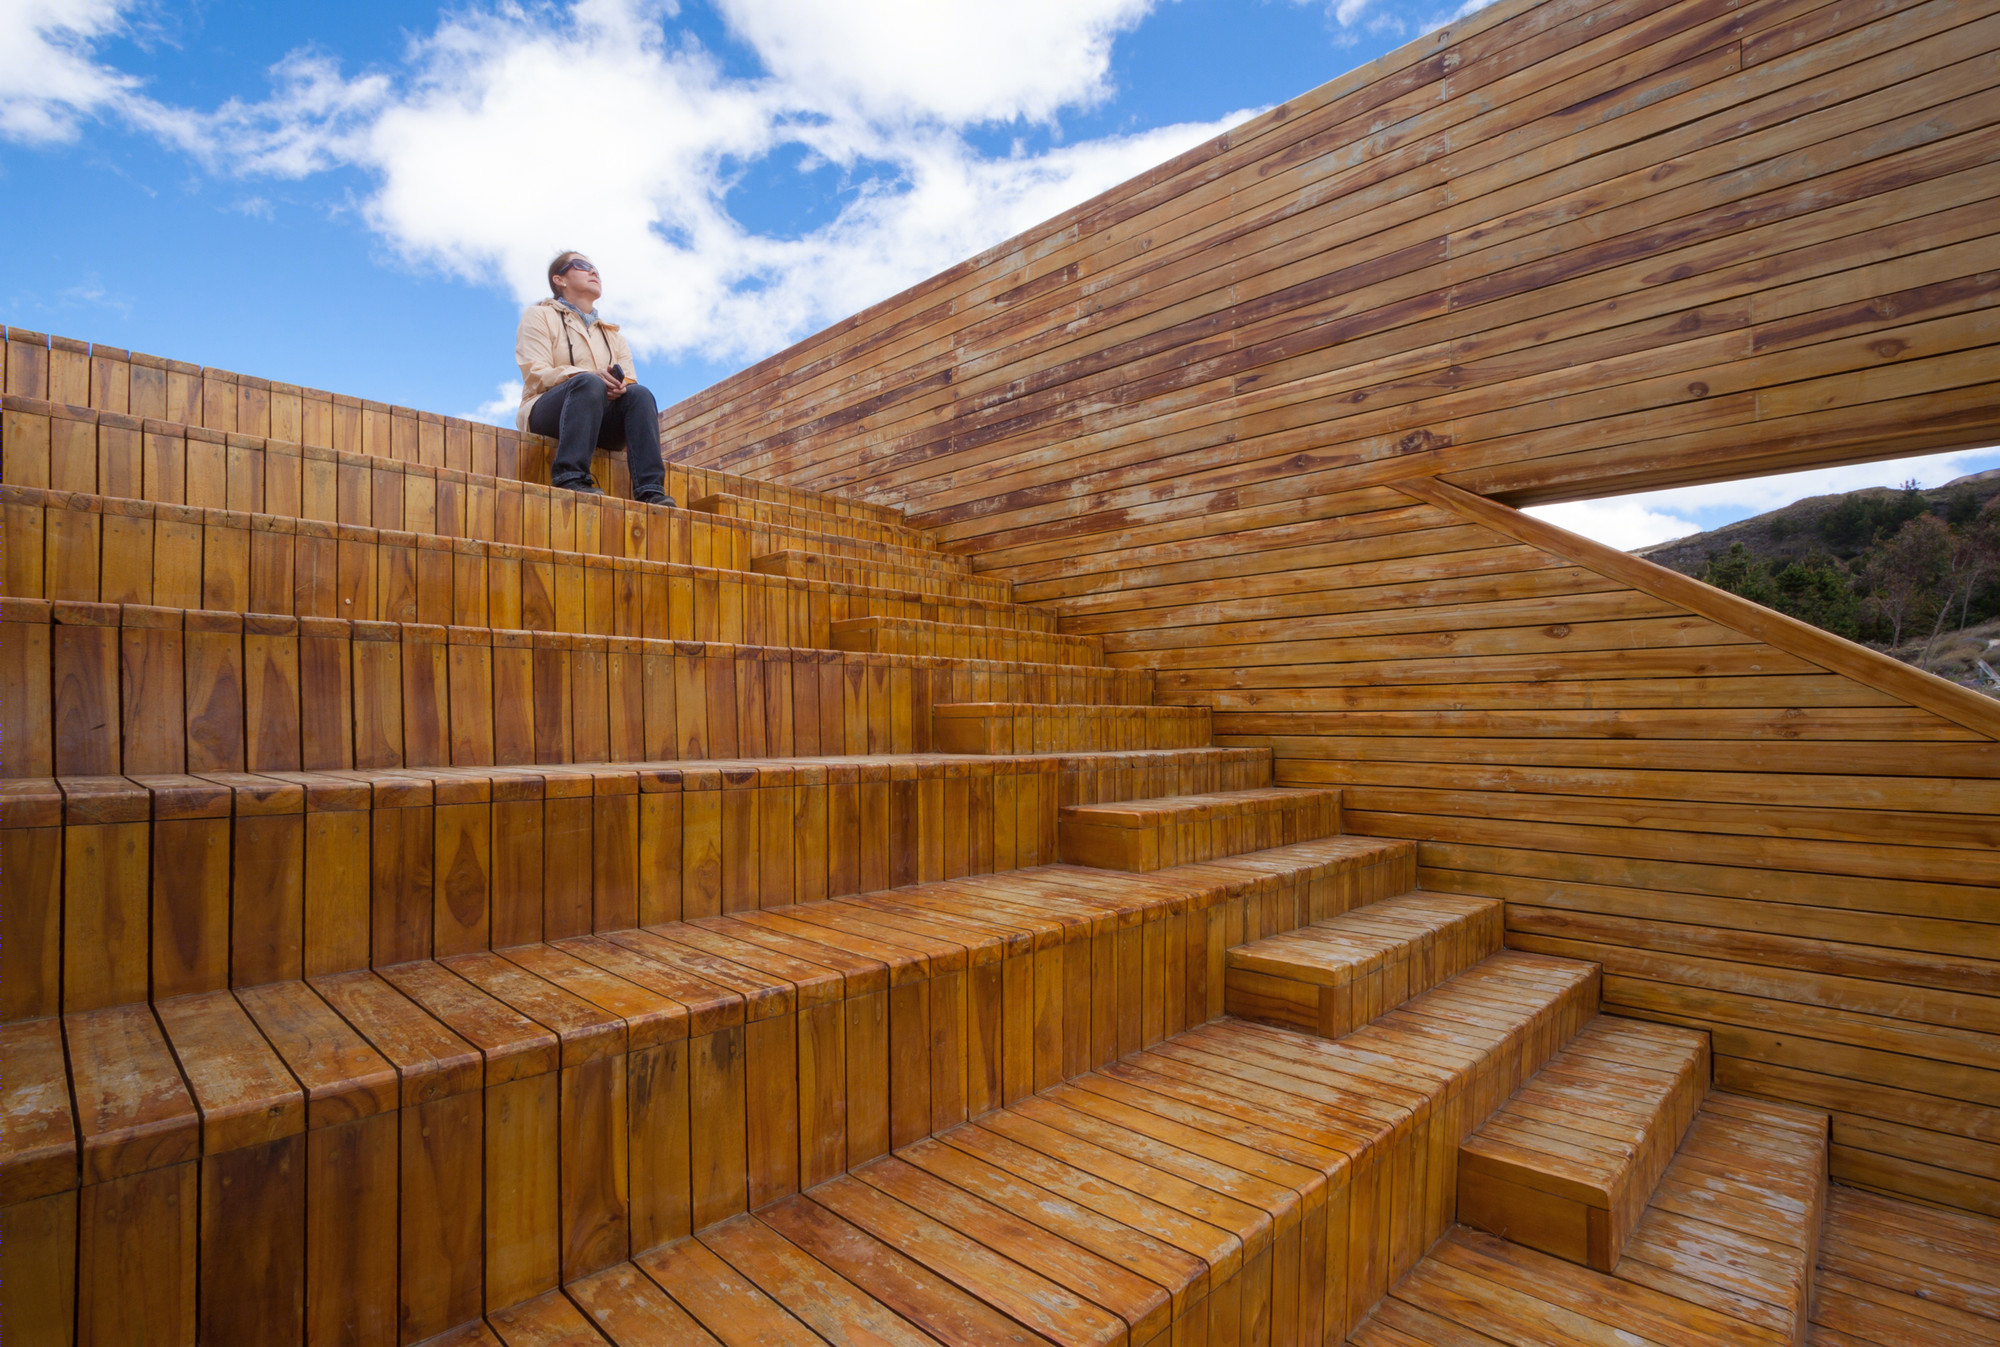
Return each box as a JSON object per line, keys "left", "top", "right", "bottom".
{"left": 4, "top": 0, "right": 1994, "bottom": 549}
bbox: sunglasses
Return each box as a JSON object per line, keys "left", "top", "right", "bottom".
{"left": 557, "top": 259, "right": 598, "bottom": 276}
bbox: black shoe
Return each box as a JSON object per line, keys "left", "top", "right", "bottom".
{"left": 637, "top": 490, "right": 675, "bottom": 508}
{"left": 555, "top": 478, "right": 603, "bottom": 496}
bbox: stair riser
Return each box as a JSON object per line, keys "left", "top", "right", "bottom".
{"left": 934, "top": 704, "right": 1212, "bottom": 754}
{"left": 5, "top": 748, "right": 1272, "bottom": 1021}
{"left": 1, "top": 601, "right": 1155, "bottom": 780}
{"left": 1224, "top": 900, "right": 1506, "bottom": 1039}
{"left": 1060, "top": 791, "right": 1343, "bottom": 871}
{"left": 4, "top": 485, "right": 1034, "bottom": 636}
{"left": 0, "top": 348, "right": 903, "bottom": 528}
{"left": 2, "top": 840, "right": 1379, "bottom": 1346}
{"left": 833, "top": 619, "right": 1099, "bottom": 666}
{"left": 0, "top": 407, "right": 953, "bottom": 583}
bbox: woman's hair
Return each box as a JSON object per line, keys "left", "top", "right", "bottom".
{"left": 547, "top": 250, "right": 587, "bottom": 296}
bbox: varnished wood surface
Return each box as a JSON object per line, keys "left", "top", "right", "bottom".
{"left": 0, "top": 329, "right": 908, "bottom": 527}
{"left": 1224, "top": 891, "right": 1502, "bottom": 1039}
{"left": 409, "top": 947, "right": 1598, "bottom": 1347}
{"left": 1060, "top": 787, "right": 1343, "bottom": 872}
{"left": 1809, "top": 1184, "right": 2000, "bottom": 1345}
{"left": 0, "top": 832, "right": 1422, "bottom": 1346}
{"left": 638, "top": 0, "right": 2000, "bottom": 1219}
{"left": 1457, "top": 1015, "right": 1708, "bottom": 1271}
{"left": 1356, "top": 1091, "right": 1831, "bottom": 1345}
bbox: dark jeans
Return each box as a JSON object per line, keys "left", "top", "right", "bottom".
{"left": 528, "top": 372, "right": 665, "bottom": 496}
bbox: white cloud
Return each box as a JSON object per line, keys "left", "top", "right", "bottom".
{"left": 467, "top": 379, "right": 524, "bottom": 428}
{"left": 714, "top": 0, "right": 1153, "bottom": 124}
{"left": 1526, "top": 446, "right": 2000, "bottom": 551}
{"left": 0, "top": 0, "right": 137, "bottom": 142}
{"left": 1295, "top": 0, "right": 1499, "bottom": 44}
{"left": 1521, "top": 499, "right": 1702, "bottom": 552}
{"left": 25, "top": 0, "right": 1247, "bottom": 372}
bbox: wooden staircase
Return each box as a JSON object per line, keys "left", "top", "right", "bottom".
{"left": 5, "top": 332, "right": 1998, "bottom": 1346}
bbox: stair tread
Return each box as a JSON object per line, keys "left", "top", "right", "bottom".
{"left": 1356, "top": 1091, "right": 1832, "bottom": 1346}
{"left": 1456, "top": 1016, "right": 1710, "bottom": 1273}
{"left": 534, "top": 947, "right": 1600, "bottom": 1347}
{"left": 1462, "top": 1017, "right": 1709, "bottom": 1204}
{"left": 1062, "top": 786, "right": 1342, "bottom": 826}
{"left": 3, "top": 838, "right": 1398, "bottom": 1188}
{"left": 4, "top": 482, "right": 1026, "bottom": 630}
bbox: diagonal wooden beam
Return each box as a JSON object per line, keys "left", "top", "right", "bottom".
{"left": 1392, "top": 474, "right": 2000, "bottom": 742}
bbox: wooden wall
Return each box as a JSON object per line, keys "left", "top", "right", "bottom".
{"left": 658, "top": 0, "right": 2000, "bottom": 1213}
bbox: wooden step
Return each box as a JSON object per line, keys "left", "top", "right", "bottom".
{"left": 0, "top": 599, "right": 1158, "bottom": 783}
{"left": 0, "top": 335, "right": 902, "bottom": 528}
{"left": 1, "top": 482, "right": 1029, "bottom": 642}
{"left": 0, "top": 402, "right": 949, "bottom": 586}
{"left": 693, "top": 492, "right": 933, "bottom": 551}
{"left": 0, "top": 746, "right": 1274, "bottom": 1022}
{"left": 1357, "top": 1092, "right": 1831, "bottom": 1347}
{"left": 1224, "top": 892, "right": 1504, "bottom": 1039}
{"left": 1457, "top": 1016, "right": 1710, "bottom": 1271}
{"left": 834, "top": 614, "right": 1104, "bottom": 665}
{"left": 1170, "top": 834, "right": 1419, "bottom": 940}
{"left": 0, "top": 838, "right": 1395, "bottom": 1343}
{"left": 1617, "top": 1094, "right": 1828, "bottom": 1346}
{"left": 753, "top": 548, "right": 1013, "bottom": 603}
{"left": 1059, "top": 786, "right": 1343, "bottom": 871}
{"left": 489, "top": 948, "right": 1600, "bottom": 1347}
{"left": 934, "top": 702, "right": 1212, "bottom": 754}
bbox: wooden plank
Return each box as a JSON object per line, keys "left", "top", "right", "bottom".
{"left": 1393, "top": 476, "right": 2000, "bottom": 742}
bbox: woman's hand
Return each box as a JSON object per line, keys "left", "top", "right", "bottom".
{"left": 598, "top": 368, "right": 626, "bottom": 398}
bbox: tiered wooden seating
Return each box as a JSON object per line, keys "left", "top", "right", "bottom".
{"left": 1223, "top": 892, "right": 1503, "bottom": 1038}
{"left": 0, "top": 395, "right": 946, "bottom": 585}
{"left": 1059, "top": 786, "right": 1343, "bottom": 871}
{"left": 833, "top": 613, "right": 1106, "bottom": 663}
{"left": 1355, "top": 1092, "right": 1831, "bottom": 1346}
{"left": 1810, "top": 1186, "right": 2000, "bottom": 1345}
{"left": 455, "top": 947, "right": 1600, "bottom": 1347}
{"left": 935, "top": 702, "right": 1212, "bottom": 753}
{"left": 1457, "top": 1016, "right": 1708, "bottom": 1271}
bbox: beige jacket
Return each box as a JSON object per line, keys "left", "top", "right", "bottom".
{"left": 514, "top": 298, "right": 637, "bottom": 430}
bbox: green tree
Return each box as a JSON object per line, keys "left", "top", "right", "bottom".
{"left": 1700, "top": 542, "right": 1772, "bottom": 605}
{"left": 1769, "top": 552, "right": 1859, "bottom": 638}
{"left": 1818, "top": 480, "right": 1930, "bottom": 552}
{"left": 1864, "top": 513, "right": 1953, "bottom": 654}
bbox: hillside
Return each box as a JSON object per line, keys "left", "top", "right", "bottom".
{"left": 1634, "top": 468, "right": 2000, "bottom": 574}
{"left": 1633, "top": 468, "right": 2000, "bottom": 693}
